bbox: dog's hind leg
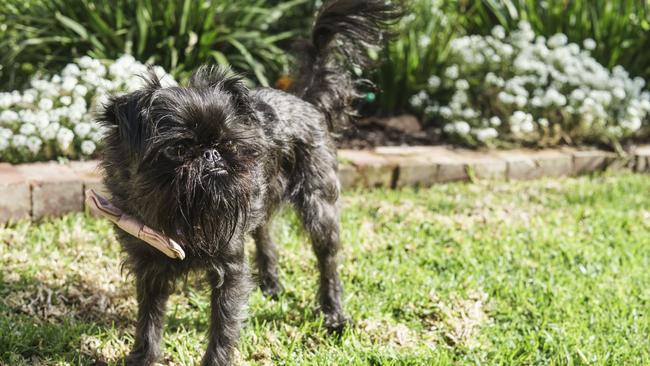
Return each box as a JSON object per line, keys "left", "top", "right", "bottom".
{"left": 253, "top": 222, "right": 283, "bottom": 298}
{"left": 292, "top": 161, "right": 349, "bottom": 332}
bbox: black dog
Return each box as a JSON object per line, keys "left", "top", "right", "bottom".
{"left": 98, "top": 1, "right": 399, "bottom": 365}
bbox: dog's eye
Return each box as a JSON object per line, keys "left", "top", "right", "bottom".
{"left": 163, "top": 144, "right": 188, "bottom": 160}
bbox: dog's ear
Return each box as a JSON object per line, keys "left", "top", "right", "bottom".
{"left": 99, "top": 71, "right": 161, "bottom": 155}
{"left": 189, "top": 66, "right": 257, "bottom": 121}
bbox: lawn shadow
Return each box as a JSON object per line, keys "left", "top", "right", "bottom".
{"left": 0, "top": 270, "right": 136, "bottom": 364}
{"left": 0, "top": 269, "right": 135, "bottom": 324}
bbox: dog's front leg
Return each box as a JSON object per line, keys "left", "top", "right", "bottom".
{"left": 202, "top": 250, "right": 251, "bottom": 366}
{"left": 123, "top": 262, "right": 175, "bottom": 366}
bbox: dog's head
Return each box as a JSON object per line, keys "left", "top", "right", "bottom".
{"left": 99, "top": 67, "right": 265, "bottom": 254}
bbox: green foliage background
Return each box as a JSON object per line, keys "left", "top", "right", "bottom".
{"left": 0, "top": 0, "right": 315, "bottom": 89}
{"left": 1, "top": 0, "right": 649, "bottom": 116}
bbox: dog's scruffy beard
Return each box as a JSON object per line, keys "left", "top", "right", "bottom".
{"left": 100, "top": 67, "right": 266, "bottom": 258}
{"left": 137, "top": 151, "right": 254, "bottom": 257}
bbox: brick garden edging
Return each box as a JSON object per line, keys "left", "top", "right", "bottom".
{"left": 0, "top": 145, "right": 645, "bottom": 223}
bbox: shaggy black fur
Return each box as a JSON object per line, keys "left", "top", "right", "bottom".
{"left": 98, "top": 1, "right": 400, "bottom": 365}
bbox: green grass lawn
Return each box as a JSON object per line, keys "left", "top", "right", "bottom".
{"left": 1, "top": 172, "right": 650, "bottom": 365}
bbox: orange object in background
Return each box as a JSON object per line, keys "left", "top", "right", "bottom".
{"left": 275, "top": 75, "right": 293, "bottom": 90}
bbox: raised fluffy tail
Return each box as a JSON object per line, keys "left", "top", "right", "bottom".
{"left": 290, "top": 0, "right": 401, "bottom": 130}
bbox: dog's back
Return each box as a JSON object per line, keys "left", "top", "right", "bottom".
{"left": 244, "top": 0, "right": 401, "bottom": 225}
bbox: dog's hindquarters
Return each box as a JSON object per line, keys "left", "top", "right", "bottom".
{"left": 249, "top": 0, "right": 400, "bottom": 333}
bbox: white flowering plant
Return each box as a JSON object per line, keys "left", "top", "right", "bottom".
{"left": 410, "top": 22, "right": 650, "bottom": 149}
{"left": 0, "top": 55, "right": 175, "bottom": 163}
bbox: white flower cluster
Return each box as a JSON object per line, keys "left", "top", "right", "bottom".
{"left": 0, "top": 55, "right": 175, "bottom": 163}
{"left": 411, "top": 22, "right": 650, "bottom": 146}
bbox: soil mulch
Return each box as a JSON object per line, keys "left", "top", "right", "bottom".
{"left": 336, "top": 115, "right": 441, "bottom": 149}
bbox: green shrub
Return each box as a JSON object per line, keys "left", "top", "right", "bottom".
{"left": 0, "top": 0, "right": 311, "bottom": 90}
{"left": 458, "top": 0, "right": 650, "bottom": 82}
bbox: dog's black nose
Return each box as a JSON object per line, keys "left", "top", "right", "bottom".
{"left": 202, "top": 148, "right": 222, "bottom": 164}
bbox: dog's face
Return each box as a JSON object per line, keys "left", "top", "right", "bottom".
{"left": 100, "top": 68, "right": 265, "bottom": 254}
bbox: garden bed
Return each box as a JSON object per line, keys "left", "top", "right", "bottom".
{"left": 337, "top": 115, "right": 441, "bottom": 149}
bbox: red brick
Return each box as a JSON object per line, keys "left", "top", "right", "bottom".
{"left": 571, "top": 150, "right": 616, "bottom": 175}
{"left": 68, "top": 160, "right": 101, "bottom": 180}
{"left": 67, "top": 160, "right": 109, "bottom": 211}
{"left": 373, "top": 145, "right": 450, "bottom": 157}
{"left": 451, "top": 149, "right": 507, "bottom": 180}
{"left": 375, "top": 146, "right": 471, "bottom": 183}
{"left": 374, "top": 146, "right": 446, "bottom": 187}
{"left": 495, "top": 149, "right": 572, "bottom": 180}
{"left": 16, "top": 162, "right": 83, "bottom": 219}
{"left": 338, "top": 150, "right": 396, "bottom": 188}
{"left": 337, "top": 164, "right": 358, "bottom": 191}
{"left": 393, "top": 155, "right": 438, "bottom": 188}
{"left": 0, "top": 164, "right": 31, "bottom": 222}
{"left": 634, "top": 145, "right": 650, "bottom": 172}
{"left": 532, "top": 150, "right": 573, "bottom": 177}
{"left": 493, "top": 150, "right": 540, "bottom": 180}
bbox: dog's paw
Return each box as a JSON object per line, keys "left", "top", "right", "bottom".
{"left": 120, "top": 352, "right": 159, "bottom": 366}
{"left": 324, "top": 311, "right": 350, "bottom": 334}
{"left": 259, "top": 278, "right": 283, "bottom": 299}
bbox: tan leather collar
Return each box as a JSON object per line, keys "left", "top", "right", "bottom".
{"left": 85, "top": 189, "right": 185, "bottom": 260}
